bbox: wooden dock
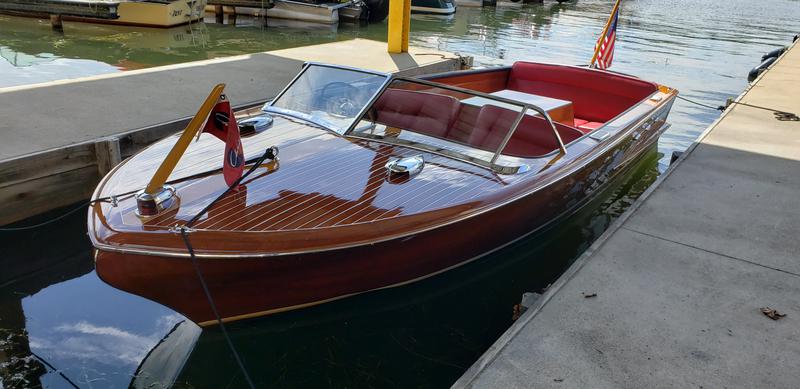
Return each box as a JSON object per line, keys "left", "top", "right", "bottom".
{"left": 454, "top": 38, "right": 800, "bottom": 389}
{"left": 0, "top": 39, "right": 470, "bottom": 225}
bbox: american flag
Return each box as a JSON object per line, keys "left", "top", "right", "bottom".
{"left": 594, "top": 4, "right": 619, "bottom": 70}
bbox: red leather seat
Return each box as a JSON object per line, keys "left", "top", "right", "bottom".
{"left": 469, "top": 105, "right": 582, "bottom": 157}
{"left": 373, "top": 89, "right": 461, "bottom": 138}
{"left": 508, "top": 62, "right": 657, "bottom": 124}
{"left": 573, "top": 118, "right": 589, "bottom": 128}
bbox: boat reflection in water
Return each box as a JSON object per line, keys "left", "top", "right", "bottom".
{"left": 89, "top": 62, "right": 676, "bottom": 326}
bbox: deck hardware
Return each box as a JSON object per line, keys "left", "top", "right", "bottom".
{"left": 238, "top": 115, "right": 274, "bottom": 135}
{"left": 136, "top": 185, "right": 177, "bottom": 217}
{"left": 589, "top": 131, "right": 610, "bottom": 141}
{"left": 386, "top": 155, "right": 424, "bottom": 176}
{"left": 169, "top": 225, "right": 193, "bottom": 234}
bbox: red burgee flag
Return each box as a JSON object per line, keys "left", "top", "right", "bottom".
{"left": 201, "top": 100, "right": 244, "bottom": 187}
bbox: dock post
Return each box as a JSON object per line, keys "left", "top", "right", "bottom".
{"left": 94, "top": 137, "right": 122, "bottom": 177}
{"left": 214, "top": 5, "right": 224, "bottom": 23}
{"left": 229, "top": 6, "right": 237, "bottom": 25}
{"left": 387, "top": 0, "right": 411, "bottom": 53}
{"left": 50, "top": 14, "right": 63, "bottom": 31}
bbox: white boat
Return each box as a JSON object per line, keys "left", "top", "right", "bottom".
{"left": 205, "top": 0, "right": 388, "bottom": 24}
{"left": 0, "top": 0, "right": 207, "bottom": 27}
{"left": 411, "top": 0, "right": 456, "bottom": 14}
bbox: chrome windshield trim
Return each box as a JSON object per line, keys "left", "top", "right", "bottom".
{"left": 263, "top": 106, "right": 344, "bottom": 133}
{"left": 343, "top": 74, "right": 394, "bottom": 134}
{"left": 302, "top": 62, "right": 392, "bottom": 77}
{"left": 263, "top": 63, "right": 393, "bottom": 135}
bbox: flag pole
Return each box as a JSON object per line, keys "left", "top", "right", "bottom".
{"left": 589, "top": 0, "right": 622, "bottom": 68}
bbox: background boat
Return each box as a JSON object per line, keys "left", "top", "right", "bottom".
{"left": 0, "top": 0, "right": 207, "bottom": 28}
{"left": 411, "top": 0, "right": 456, "bottom": 15}
{"left": 206, "top": 0, "right": 388, "bottom": 24}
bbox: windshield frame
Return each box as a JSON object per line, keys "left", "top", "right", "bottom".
{"left": 263, "top": 62, "right": 392, "bottom": 135}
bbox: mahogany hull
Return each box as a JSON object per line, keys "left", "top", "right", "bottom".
{"left": 95, "top": 99, "right": 673, "bottom": 325}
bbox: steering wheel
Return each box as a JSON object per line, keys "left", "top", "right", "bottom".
{"left": 319, "top": 82, "right": 361, "bottom": 118}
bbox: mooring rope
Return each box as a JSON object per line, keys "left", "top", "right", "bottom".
{"left": 178, "top": 146, "right": 278, "bottom": 389}
{"left": 677, "top": 95, "right": 799, "bottom": 121}
{"left": 30, "top": 350, "right": 81, "bottom": 389}
{"left": 0, "top": 197, "right": 117, "bottom": 232}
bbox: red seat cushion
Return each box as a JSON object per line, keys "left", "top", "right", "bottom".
{"left": 573, "top": 118, "right": 589, "bottom": 128}
{"left": 469, "top": 105, "right": 582, "bottom": 157}
{"left": 507, "top": 62, "right": 657, "bottom": 123}
{"left": 373, "top": 89, "right": 461, "bottom": 138}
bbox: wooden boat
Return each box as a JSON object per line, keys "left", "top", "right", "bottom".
{"left": 89, "top": 62, "right": 677, "bottom": 326}
{"left": 0, "top": 0, "right": 207, "bottom": 28}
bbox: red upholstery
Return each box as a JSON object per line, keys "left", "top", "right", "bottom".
{"left": 373, "top": 89, "right": 461, "bottom": 138}
{"left": 372, "top": 88, "right": 585, "bottom": 158}
{"left": 573, "top": 118, "right": 589, "bottom": 128}
{"left": 507, "top": 62, "right": 657, "bottom": 123}
{"left": 469, "top": 105, "right": 582, "bottom": 157}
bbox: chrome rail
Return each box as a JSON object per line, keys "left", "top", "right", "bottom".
{"left": 491, "top": 107, "right": 527, "bottom": 165}
{"left": 349, "top": 76, "right": 567, "bottom": 173}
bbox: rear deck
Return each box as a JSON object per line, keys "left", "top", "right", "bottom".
{"left": 453, "top": 39, "right": 800, "bottom": 388}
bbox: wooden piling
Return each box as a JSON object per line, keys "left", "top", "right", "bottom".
{"left": 215, "top": 4, "right": 224, "bottom": 23}
{"left": 94, "top": 137, "right": 122, "bottom": 177}
{"left": 229, "top": 6, "right": 237, "bottom": 24}
{"left": 49, "top": 14, "right": 63, "bottom": 30}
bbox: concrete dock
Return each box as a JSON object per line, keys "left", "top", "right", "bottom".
{"left": 454, "top": 41, "right": 800, "bottom": 387}
{"left": 0, "top": 39, "right": 469, "bottom": 224}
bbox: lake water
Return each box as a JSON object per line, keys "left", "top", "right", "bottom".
{"left": 1, "top": 1, "right": 799, "bottom": 387}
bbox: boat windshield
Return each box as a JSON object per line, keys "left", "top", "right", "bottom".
{"left": 264, "top": 63, "right": 390, "bottom": 134}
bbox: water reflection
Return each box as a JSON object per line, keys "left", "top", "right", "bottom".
{"left": 1, "top": 147, "right": 659, "bottom": 388}
{"left": 0, "top": 213, "right": 185, "bottom": 388}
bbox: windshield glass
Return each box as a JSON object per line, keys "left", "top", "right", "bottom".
{"left": 265, "top": 64, "right": 389, "bottom": 134}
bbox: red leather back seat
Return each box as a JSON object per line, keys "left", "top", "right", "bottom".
{"left": 372, "top": 88, "right": 583, "bottom": 158}
{"left": 469, "top": 105, "right": 583, "bottom": 157}
{"left": 508, "top": 62, "right": 657, "bottom": 123}
{"left": 373, "top": 89, "right": 461, "bottom": 138}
